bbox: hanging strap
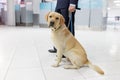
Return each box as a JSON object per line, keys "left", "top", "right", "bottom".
{"left": 68, "top": 12, "right": 74, "bottom": 34}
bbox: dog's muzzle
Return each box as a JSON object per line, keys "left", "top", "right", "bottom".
{"left": 49, "top": 21, "right": 54, "bottom": 27}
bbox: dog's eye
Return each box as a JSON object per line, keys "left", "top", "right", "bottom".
{"left": 49, "top": 16, "right": 52, "bottom": 18}
{"left": 56, "top": 17, "right": 59, "bottom": 20}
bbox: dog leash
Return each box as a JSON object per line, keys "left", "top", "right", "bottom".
{"left": 68, "top": 12, "right": 74, "bottom": 34}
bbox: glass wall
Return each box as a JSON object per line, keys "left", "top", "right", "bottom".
{"left": 75, "top": 0, "right": 107, "bottom": 30}
{"left": 39, "top": 0, "right": 107, "bottom": 30}
{"left": 107, "top": 0, "right": 120, "bottom": 30}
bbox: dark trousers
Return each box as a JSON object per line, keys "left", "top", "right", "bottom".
{"left": 55, "top": 8, "right": 75, "bottom": 36}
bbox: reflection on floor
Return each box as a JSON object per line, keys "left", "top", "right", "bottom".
{"left": 0, "top": 26, "right": 120, "bottom": 80}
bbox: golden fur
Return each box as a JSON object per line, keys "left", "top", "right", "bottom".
{"left": 45, "top": 12, "right": 104, "bottom": 75}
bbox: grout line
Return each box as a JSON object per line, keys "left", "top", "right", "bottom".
{"left": 76, "top": 70, "right": 87, "bottom": 80}
{"left": 3, "top": 47, "right": 17, "bottom": 80}
{"left": 34, "top": 42, "right": 47, "bottom": 80}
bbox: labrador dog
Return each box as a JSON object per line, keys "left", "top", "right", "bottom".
{"left": 45, "top": 12, "right": 104, "bottom": 75}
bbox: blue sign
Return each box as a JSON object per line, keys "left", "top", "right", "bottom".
{"left": 40, "top": 2, "right": 57, "bottom": 11}
{"left": 15, "top": 5, "right": 20, "bottom": 11}
{"left": 40, "top": 2, "right": 51, "bottom": 10}
{"left": 78, "top": 0, "right": 89, "bottom": 8}
{"left": 91, "top": 0, "right": 103, "bottom": 8}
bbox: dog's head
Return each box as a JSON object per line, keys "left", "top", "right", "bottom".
{"left": 45, "top": 12, "right": 65, "bottom": 30}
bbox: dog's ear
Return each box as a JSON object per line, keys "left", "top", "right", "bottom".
{"left": 45, "top": 12, "right": 51, "bottom": 21}
{"left": 60, "top": 15, "right": 65, "bottom": 25}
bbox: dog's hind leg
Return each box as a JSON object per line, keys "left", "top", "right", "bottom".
{"left": 64, "top": 60, "right": 80, "bottom": 69}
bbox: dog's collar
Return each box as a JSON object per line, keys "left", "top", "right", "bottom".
{"left": 52, "top": 25, "right": 61, "bottom": 31}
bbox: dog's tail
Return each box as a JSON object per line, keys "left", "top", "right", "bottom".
{"left": 86, "top": 61, "right": 104, "bottom": 75}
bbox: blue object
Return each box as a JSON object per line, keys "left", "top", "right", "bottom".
{"left": 69, "top": 13, "right": 74, "bottom": 34}
{"left": 15, "top": 4, "right": 20, "bottom": 11}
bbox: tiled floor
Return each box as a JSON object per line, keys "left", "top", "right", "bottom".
{"left": 0, "top": 26, "right": 120, "bottom": 80}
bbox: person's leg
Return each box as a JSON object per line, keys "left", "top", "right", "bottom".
{"left": 60, "top": 8, "right": 69, "bottom": 27}
{"left": 56, "top": 8, "right": 69, "bottom": 58}
{"left": 55, "top": 8, "right": 61, "bottom": 13}
{"left": 48, "top": 9, "right": 61, "bottom": 53}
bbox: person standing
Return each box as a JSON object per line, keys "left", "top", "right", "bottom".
{"left": 48, "top": 0, "right": 79, "bottom": 53}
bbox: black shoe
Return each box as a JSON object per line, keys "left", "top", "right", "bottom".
{"left": 48, "top": 47, "right": 66, "bottom": 58}
{"left": 62, "top": 55, "right": 66, "bottom": 58}
{"left": 48, "top": 47, "right": 57, "bottom": 53}
{"left": 48, "top": 49, "right": 57, "bottom": 53}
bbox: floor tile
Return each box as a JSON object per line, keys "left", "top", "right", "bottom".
{"left": 5, "top": 68, "right": 45, "bottom": 80}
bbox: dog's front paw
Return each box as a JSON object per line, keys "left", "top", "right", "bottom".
{"left": 64, "top": 65, "right": 79, "bottom": 69}
{"left": 52, "top": 64, "right": 59, "bottom": 67}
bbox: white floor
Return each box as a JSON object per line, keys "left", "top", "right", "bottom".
{"left": 0, "top": 26, "right": 120, "bottom": 80}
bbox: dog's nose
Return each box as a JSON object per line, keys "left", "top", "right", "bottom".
{"left": 49, "top": 21, "right": 54, "bottom": 27}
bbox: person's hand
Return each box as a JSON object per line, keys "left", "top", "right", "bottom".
{"left": 69, "top": 6, "right": 76, "bottom": 12}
